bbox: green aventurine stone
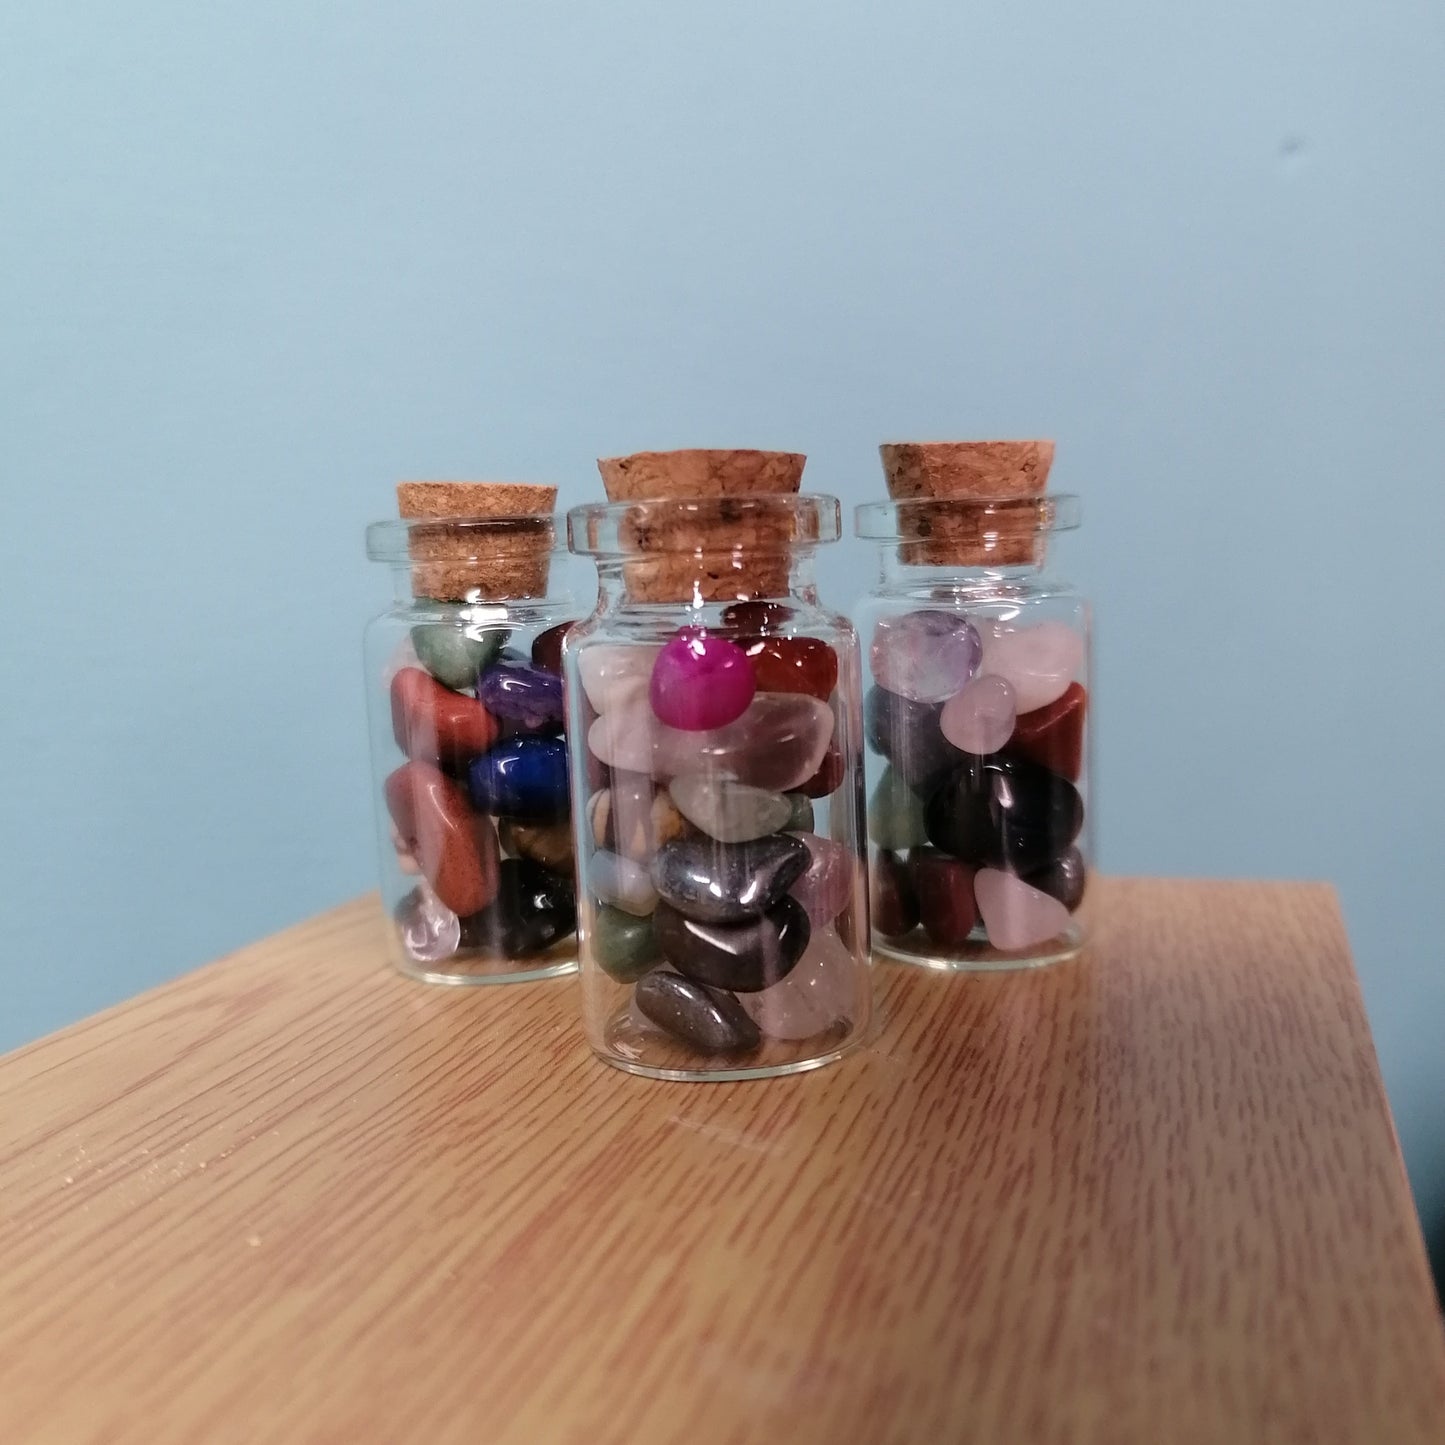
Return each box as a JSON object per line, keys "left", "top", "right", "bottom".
{"left": 868, "top": 765, "right": 928, "bottom": 851}
{"left": 592, "top": 906, "right": 662, "bottom": 983}
{"left": 411, "top": 613, "right": 507, "bottom": 692}
{"left": 784, "top": 792, "right": 815, "bottom": 832}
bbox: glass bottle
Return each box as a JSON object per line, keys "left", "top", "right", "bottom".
{"left": 855, "top": 442, "right": 1091, "bottom": 970}
{"left": 364, "top": 497, "right": 584, "bottom": 984}
{"left": 564, "top": 491, "right": 871, "bottom": 1080}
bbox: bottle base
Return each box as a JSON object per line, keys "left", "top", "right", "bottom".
{"left": 874, "top": 920, "right": 1083, "bottom": 973}
{"left": 392, "top": 939, "right": 579, "bottom": 985}
{"left": 596, "top": 1005, "right": 869, "bottom": 1082}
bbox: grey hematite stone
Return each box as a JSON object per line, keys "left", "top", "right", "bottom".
{"left": 634, "top": 971, "right": 760, "bottom": 1053}
{"left": 649, "top": 834, "right": 811, "bottom": 924}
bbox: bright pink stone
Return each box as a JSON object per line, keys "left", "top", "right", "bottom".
{"left": 650, "top": 628, "right": 756, "bottom": 731}
{"left": 740, "top": 927, "right": 859, "bottom": 1041}
{"left": 787, "top": 831, "right": 856, "bottom": 928}
{"left": 974, "top": 868, "right": 1072, "bottom": 951}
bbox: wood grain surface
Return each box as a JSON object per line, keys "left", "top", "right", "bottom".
{"left": 0, "top": 880, "right": 1441, "bottom": 1445}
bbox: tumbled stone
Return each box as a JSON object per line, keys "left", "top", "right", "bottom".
{"left": 458, "top": 858, "right": 576, "bottom": 958}
{"left": 864, "top": 686, "right": 956, "bottom": 788}
{"left": 870, "top": 610, "right": 981, "bottom": 703}
{"left": 634, "top": 971, "right": 760, "bottom": 1053}
{"left": 870, "top": 850, "right": 919, "bottom": 939}
{"left": 651, "top": 628, "right": 756, "bottom": 731}
{"left": 798, "top": 737, "right": 845, "bottom": 798}
{"left": 651, "top": 833, "right": 811, "bottom": 924}
{"left": 740, "top": 636, "right": 838, "bottom": 701}
{"left": 974, "top": 868, "right": 1072, "bottom": 951}
{"left": 721, "top": 600, "right": 795, "bottom": 632}
{"left": 654, "top": 896, "right": 810, "bottom": 993}
{"left": 868, "top": 765, "right": 928, "bottom": 851}
{"left": 787, "top": 831, "right": 854, "bottom": 928}
{"left": 385, "top": 760, "right": 500, "bottom": 917}
{"left": 1010, "top": 683, "right": 1087, "bottom": 781}
{"left": 979, "top": 622, "right": 1084, "bottom": 714}
{"left": 940, "top": 675, "right": 1017, "bottom": 756}
{"left": 530, "top": 621, "right": 575, "bottom": 675}
{"left": 578, "top": 644, "right": 661, "bottom": 712}
{"left": 670, "top": 775, "right": 791, "bottom": 843}
{"left": 740, "top": 927, "right": 857, "bottom": 1041}
{"left": 410, "top": 618, "right": 506, "bottom": 692}
{"left": 476, "top": 661, "right": 564, "bottom": 735}
{"left": 498, "top": 816, "right": 573, "bottom": 872}
{"left": 589, "top": 773, "right": 690, "bottom": 861}
{"left": 590, "top": 850, "right": 659, "bottom": 916}
{"left": 592, "top": 905, "right": 662, "bottom": 982}
{"left": 784, "top": 793, "right": 815, "bottom": 832}
{"left": 1024, "top": 846, "right": 1088, "bottom": 911}
{"left": 391, "top": 666, "right": 500, "bottom": 769}
{"left": 655, "top": 693, "right": 835, "bottom": 792}
{"left": 587, "top": 691, "right": 657, "bottom": 773}
{"left": 467, "top": 736, "right": 570, "bottom": 821}
{"left": 923, "top": 752, "right": 1083, "bottom": 873}
{"left": 909, "top": 847, "right": 979, "bottom": 947}
{"left": 394, "top": 882, "right": 461, "bottom": 964}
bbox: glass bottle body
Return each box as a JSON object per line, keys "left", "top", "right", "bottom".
{"left": 364, "top": 523, "right": 584, "bottom": 984}
{"left": 857, "top": 499, "right": 1092, "bottom": 970}
{"left": 565, "top": 500, "right": 872, "bottom": 1080}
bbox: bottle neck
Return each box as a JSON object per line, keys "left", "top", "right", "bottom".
{"left": 874, "top": 547, "right": 1050, "bottom": 601}
{"left": 593, "top": 549, "right": 822, "bottom": 611}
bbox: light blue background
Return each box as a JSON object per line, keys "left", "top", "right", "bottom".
{"left": 3, "top": 2, "right": 1442, "bottom": 1239}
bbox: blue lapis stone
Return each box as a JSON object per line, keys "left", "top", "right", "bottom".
{"left": 468, "top": 736, "right": 570, "bottom": 821}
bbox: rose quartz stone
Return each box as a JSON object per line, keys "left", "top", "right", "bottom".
{"left": 978, "top": 622, "right": 1083, "bottom": 714}
{"left": 740, "top": 927, "right": 859, "bottom": 1041}
{"left": 786, "top": 831, "right": 856, "bottom": 928}
{"left": 940, "top": 675, "right": 1017, "bottom": 755}
{"left": 974, "top": 868, "right": 1072, "bottom": 951}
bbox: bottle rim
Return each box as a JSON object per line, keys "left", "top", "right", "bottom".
{"left": 566, "top": 494, "right": 842, "bottom": 558}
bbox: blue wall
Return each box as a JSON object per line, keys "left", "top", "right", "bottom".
{"left": 3, "top": 2, "right": 1442, "bottom": 1231}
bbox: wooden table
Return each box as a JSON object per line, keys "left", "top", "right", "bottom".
{"left": 1, "top": 880, "right": 1441, "bottom": 1445}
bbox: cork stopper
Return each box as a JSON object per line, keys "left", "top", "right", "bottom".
{"left": 396, "top": 481, "right": 557, "bottom": 602}
{"left": 595, "top": 450, "right": 806, "bottom": 603}
{"left": 878, "top": 441, "right": 1055, "bottom": 565}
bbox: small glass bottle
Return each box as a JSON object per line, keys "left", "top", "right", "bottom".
{"left": 565, "top": 449, "right": 872, "bottom": 1080}
{"left": 855, "top": 442, "right": 1092, "bottom": 970}
{"left": 364, "top": 482, "right": 584, "bottom": 984}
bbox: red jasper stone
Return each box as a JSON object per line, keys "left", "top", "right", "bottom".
{"left": 1010, "top": 682, "right": 1087, "bottom": 781}
{"left": 870, "top": 850, "right": 918, "bottom": 939}
{"left": 908, "top": 847, "right": 979, "bottom": 947}
{"left": 391, "top": 666, "right": 500, "bottom": 769}
{"left": 798, "top": 737, "right": 845, "bottom": 798}
{"left": 721, "top": 600, "right": 795, "bottom": 632}
{"left": 384, "top": 761, "right": 500, "bottom": 916}
{"left": 741, "top": 635, "right": 838, "bottom": 701}
{"left": 531, "top": 621, "right": 575, "bottom": 675}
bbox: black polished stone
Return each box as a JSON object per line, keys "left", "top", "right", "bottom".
{"left": 459, "top": 858, "right": 576, "bottom": 958}
{"left": 634, "top": 971, "right": 761, "bottom": 1054}
{"left": 1024, "top": 846, "right": 1088, "bottom": 912}
{"left": 654, "top": 896, "right": 810, "bottom": 993}
{"left": 650, "top": 833, "right": 811, "bottom": 924}
{"left": 923, "top": 751, "right": 1084, "bottom": 873}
